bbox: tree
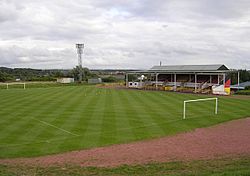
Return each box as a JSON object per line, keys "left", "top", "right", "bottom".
{"left": 53, "top": 71, "right": 64, "bottom": 78}
{"left": 229, "top": 69, "right": 250, "bottom": 84}
{"left": 0, "top": 71, "right": 13, "bottom": 82}
{"left": 70, "top": 66, "right": 89, "bottom": 82}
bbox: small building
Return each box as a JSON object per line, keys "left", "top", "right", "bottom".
{"left": 57, "top": 78, "right": 74, "bottom": 84}
{"left": 88, "top": 78, "right": 102, "bottom": 84}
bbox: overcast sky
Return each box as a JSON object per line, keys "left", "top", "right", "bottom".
{"left": 0, "top": 0, "right": 249, "bottom": 69}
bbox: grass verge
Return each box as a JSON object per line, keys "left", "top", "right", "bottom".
{"left": 1, "top": 156, "right": 250, "bottom": 176}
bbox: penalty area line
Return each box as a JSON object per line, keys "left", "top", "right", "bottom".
{"left": 31, "top": 117, "right": 79, "bottom": 137}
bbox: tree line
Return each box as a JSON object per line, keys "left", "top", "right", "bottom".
{"left": 0, "top": 67, "right": 121, "bottom": 83}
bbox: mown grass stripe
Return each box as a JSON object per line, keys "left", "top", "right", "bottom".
{"left": 0, "top": 87, "right": 79, "bottom": 144}
{"left": 0, "top": 86, "right": 249, "bottom": 158}
{"left": 98, "top": 88, "right": 117, "bottom": 145}
{"left": 42, "top": 88, "right": 96, "bottom": 151}
{"left": 128, "top": 91, "right": 165, "bottom": 136}
{"left": 121, "top": 90, "right": 151, "bottom": 140}
{"left": 78, "top": 88, "right": 106, "bottom": 148}
{"left": 0, "top": 89, "right": 62, "bottom": 130}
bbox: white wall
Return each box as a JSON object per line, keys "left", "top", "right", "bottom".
{"left": 57, "top": 78, "right": 74, "bottom": 84}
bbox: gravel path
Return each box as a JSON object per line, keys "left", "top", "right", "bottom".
{"left": 1, "top": 117, "right": 250, "bottom": 167}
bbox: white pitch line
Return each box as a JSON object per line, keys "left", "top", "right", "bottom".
{"left": 31, "top": 117, "right": 79, "bottom": 136}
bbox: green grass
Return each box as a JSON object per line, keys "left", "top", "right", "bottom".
{"left": 0, "top": 85, "right": 249, "bottom": 158}
{"left": 1, "top": 156, "right": 250, "bottom": 176}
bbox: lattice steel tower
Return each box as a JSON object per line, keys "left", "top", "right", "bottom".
{"left": 76, "top": 44, "right": 84, "bottom": 82}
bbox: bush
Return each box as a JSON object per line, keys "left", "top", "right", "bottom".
{"left": 235, "top": 90, "right": 250, "bottom": 95}
{"left": 102, "top": 76, "right": 118, "bottom": 83}
{"left": 245, "top": 86, "right": 250, "bottom": 90}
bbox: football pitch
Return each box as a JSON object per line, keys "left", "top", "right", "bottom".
{"left": 0, "top": 85, "right": 249, "bottom": 158}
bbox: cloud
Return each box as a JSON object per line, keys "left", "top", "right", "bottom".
{"left": 0, "top": 1, "right": 22, "bottom": 23}
{"left": 0, "top": 46, "right": 69, "bottom": 67}
{"left": 0, "top": 0, "right": 249, "bottom": 69}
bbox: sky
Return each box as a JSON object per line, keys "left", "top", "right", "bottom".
{"left": 0, "top": 0, "right": 250, "bottom": 69}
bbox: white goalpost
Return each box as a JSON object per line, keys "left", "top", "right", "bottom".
{"left": 6, "top": 83, "right": 26, "bottom": 90}
{"left": 183, "top": 97, "right": 218, "bottom": 119}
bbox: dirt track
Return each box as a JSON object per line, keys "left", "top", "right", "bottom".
{"left": 1, "top": 118, "right": 250, "bottom": 167}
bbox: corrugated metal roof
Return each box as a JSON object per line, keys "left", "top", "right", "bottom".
{"left": 150, "top": 64, "right": 229, "bottom": 71}
{"left": 231, "top": 81, "right": 250, "bottom": 88}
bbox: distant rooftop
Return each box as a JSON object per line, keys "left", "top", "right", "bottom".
{"left": 231, "top": 81, "right": 250, "bottom": 89}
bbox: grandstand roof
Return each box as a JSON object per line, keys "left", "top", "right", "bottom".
{"left": 127, "top": 64, "right": 229, "bottom": 74}
{"left": 150, "top": 64, "right": 229, "bottom": 71}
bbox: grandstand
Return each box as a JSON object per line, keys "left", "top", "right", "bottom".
{"left": 126, "top": 64, "right": 231, "bottom": 94}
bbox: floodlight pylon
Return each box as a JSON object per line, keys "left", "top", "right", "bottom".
{"left": 76, "top": 44, "right": 84, "bottom": 82}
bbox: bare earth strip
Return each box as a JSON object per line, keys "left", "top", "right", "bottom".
{"left": 1, "top": 117, "right": 250, "bottom": 167}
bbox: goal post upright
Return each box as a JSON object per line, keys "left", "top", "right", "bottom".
{"left": 183, "top": 101, "right": 186, "bottom": 119}
{"left": 183, "top": 97, "right": 218, "bottom": 119}
{"left": 215, "top": 98, "right": 218, "bottom": 115}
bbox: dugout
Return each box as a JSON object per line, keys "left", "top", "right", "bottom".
{"left": 125, "top": 64, "right": 232, "bottom": 94}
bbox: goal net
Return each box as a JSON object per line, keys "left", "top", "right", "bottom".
{"left": 183, "top": 97, "right": 218, "bottom": 119}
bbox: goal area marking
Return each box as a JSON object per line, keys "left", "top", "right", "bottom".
{"left": 183, "top": 97, "right": 218, "bottom": 119}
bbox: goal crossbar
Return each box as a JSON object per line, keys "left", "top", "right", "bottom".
{"left": 183, "top": 97, "right": 218, "bottom": 119}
